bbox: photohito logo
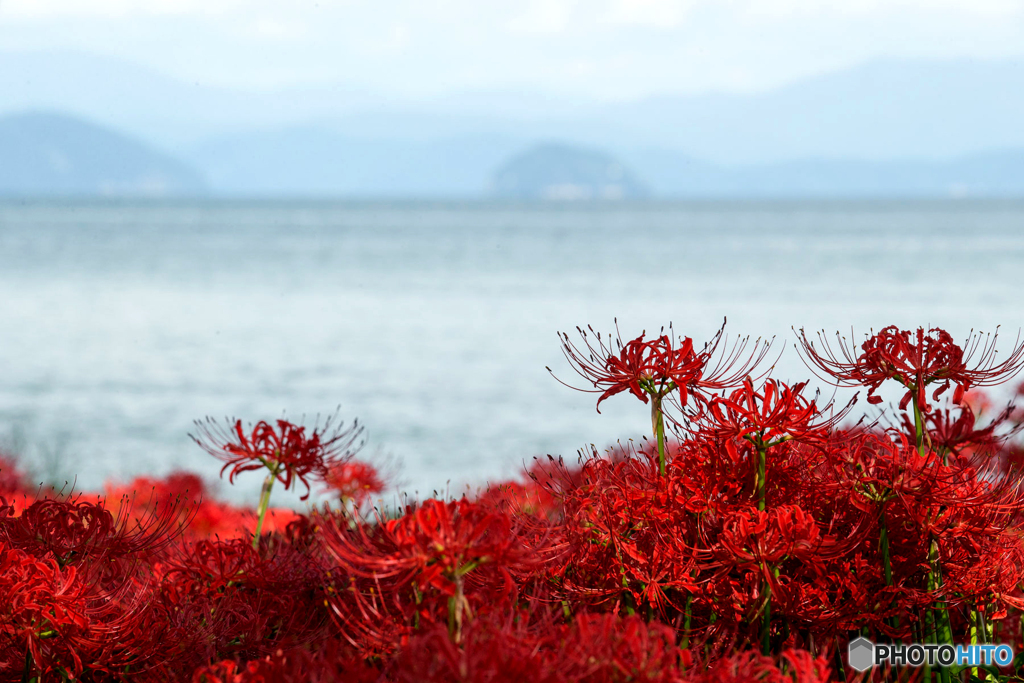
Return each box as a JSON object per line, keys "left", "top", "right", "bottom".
{"left": 847, "top": 638, "right": 1014, "bottom": 672}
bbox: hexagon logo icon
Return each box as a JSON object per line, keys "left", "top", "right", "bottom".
{"left": 848, "top": 637, "right": 874, "bottom": 672}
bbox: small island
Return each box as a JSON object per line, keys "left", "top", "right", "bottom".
{"left": 491, "top": 142, "right": 649, "bottom": 200}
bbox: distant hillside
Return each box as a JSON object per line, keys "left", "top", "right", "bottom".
{"left": 622, "top": 147, "right": 1024, "bottom": 198}
{"left": 9, "top": 51, "right": 1024, "bottom": 166}
{"left": 6, "top": 108, "right": 1023, "bottom": 199}
{"left": 492, "top": 144, "right": 648, "bottom": 200}
{"left": 187, "top": 127, "right": 1024, "bottom": 198}
{"left": 0, "top": 112, "right": 206, "bottom": 197}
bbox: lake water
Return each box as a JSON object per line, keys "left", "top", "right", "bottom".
{"left": 1, "top": 199, "right": 1023, "bottom": 505}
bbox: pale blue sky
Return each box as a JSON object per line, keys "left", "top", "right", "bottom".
{"left": 2, "top": 0, "right": 1024, "bottom": 99}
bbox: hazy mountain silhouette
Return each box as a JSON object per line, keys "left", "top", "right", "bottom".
{"left": 621, "top": 148, "right": 1024, "bottom": 198}
{"left": 3, "top": 109, "right": 1024, "bottom": 198}
{"left": 7, "top": 50, "right": 1024, "bottom": 165}
{"left": 0, "top": 111, "right": 206, "bottom": 197}
{"left": 492, "top": 144, "right": 649, "bottom": 200}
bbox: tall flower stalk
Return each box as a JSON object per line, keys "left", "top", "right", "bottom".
{"left": 700, "top": 377, "right": 847, "bottom": 654}
{"left": 551, "top": 319, "right": 771, "bottom": 475}
{"left": 799, "top": 325, "right": 1024, "bottom": 680}
{"left": 192, "top": 413, "right": 364, "bottom": 549}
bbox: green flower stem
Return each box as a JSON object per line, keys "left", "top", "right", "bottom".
{"left": 651, "top": 393, "right": 667, "bottom": 476}
{"left": 754, "top": 441, "right": 771, "bottom": 654}
{"left": 448, "top": 574, "right": 467, "bottom": 643}
{"left": 22, "top": 649, "right": 33, "bottom": 683}
{"left": 878, "top": 507, "right": 901, "bottom": 631}
{"left": 912, "top": 397, "right": 927, "bottom": 457}
{"left": 252, "top": 462, "right": 281, "bottom": 550}
{"left": 681, "top": 593, "right": 693, "bottom": 649}
{"left": 970, "top": 607, "right": 981, "bottom": 681}
{"left": 922, "top": 606, "right": 935, "bottom": 683}
{"left": 755, "top": 442, "right": 767, "bottom": 512}
{"left": 911, "top": 392, "right": 953, "bottom": 683}
{"left": 761, "top": 580, "right": 773, "bottom": 656}
{"left": 760, "top": 564, "right": 778, "bottom": 656}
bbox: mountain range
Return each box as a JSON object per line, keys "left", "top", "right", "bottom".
{"left": 0, "top": 111, "right": 205, "bottom": 197}
{"left": 4, "top": 50, "right": 1024, "bottom": 198}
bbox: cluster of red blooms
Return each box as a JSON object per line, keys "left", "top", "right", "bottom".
{"left": 2, "top": 323, "right": 1024, "bottom": 682}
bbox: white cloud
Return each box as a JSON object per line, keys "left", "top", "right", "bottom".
{"left": 600, "top": 0, "right": 695, "bottom": 28}
{"left": 1, "top": 0, "right": 1023, "bottom": 98}
{"left": 507, "top": 0, "right": 580, "bottom": 34}
{"left": 243, "top": 18, "right": 308, "bottom": 41}
{"left": 1, "top": 0, "right": 247, "bottom": 18}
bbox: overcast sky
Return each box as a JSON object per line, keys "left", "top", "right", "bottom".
{"left": 2, "top": 0, "right": 1024, "bottom": 99}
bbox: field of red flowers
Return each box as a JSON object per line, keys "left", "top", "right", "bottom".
{"left": 2, "top": 322, "right": 1024, "bottom": 682}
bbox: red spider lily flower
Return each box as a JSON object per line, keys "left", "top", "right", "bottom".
{"left": 832, "top": 430, "right": 1024, "bottom": 528}
{"left": 0, "top": 543, "right": 91, "bottom": 677}
{"left": 710, "top": 505, "right": 871, "bottom": 636}
{"left": 549, "top": 445, "right": 703, "bottom": 615}
{"left": 2, "top": 496, "right": 190, "bottom": 569}
{"left": 106, "top": 472, "right": 302, "bottom": 540}
{"left": 716, "top": 505, "right": 827, "bottom": 568}
{"left": 559, "top": 612, "right": 687, "bottom": 683}
{"left": 191, "top": 643, "right": 380, "bottom": 683}
{"left": 393, "top": 610, "right": 686, "bottom": 683}
{"left": 550, "top": 319, "right": 773, "bottom": 413}
{"left": 692, "top": 648, "right": 832, "bottom": 683}
{"left": 392, "top": 614, "right": 565, "bottom": 683}
{"left": 797, "top": 325, "right": 1024, "bottom": 412}
{"left": 554, "top": 329, "right": 704, "bottom": 411}
{"left": 325, "top": 498, "right": 548, "bottom": 596}
{"left": 322, "top": 498, "right": 558, "bottom": 646}
{"left": 160, "top": 536, "right": 334, "bottom": 667}
{"left": 321, "top": 460, "right": 385, "bottom": 507}
{"left": 900, "top": 401, "right": 1019, "bottom": 459}
{"left": 699, "top": 378, "right": 850, "bottom": 448}
{"left": 192, "top": 412, "right": 365, "bottom": 500}
{"left": 963, "top": 388, "right": 994, "bottom": 417}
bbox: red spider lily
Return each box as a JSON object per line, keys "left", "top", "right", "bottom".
{"left": 963, "top": 387, "right": 994, "bottom": 417}
{"left": 322, "top": 498, "right": 558, "bottom": 646}
{"left": 393, "top": 610, "right": 686, "bottom": 683}
{"left": 551, "top": 319, "right": 773, "bottom": 413}
{"left": 0, "top": 496, "right": 189, "bottom": 677}
{"left": 559, "top": 612, "right": 688, "bottom": 683}
{"left": 797, "top": 325, "right": 1024, "bottom": 412}
{"left": 900, "top": 401, "right": 1019, "bottom": 459}
{"left": 480, "top": 454, "right": 582, "bottom": 522}
{"left": 940, "top": 528, "right": 1024, "bottom": 614}
{"left": 191, "top": 412, "right": 364, "bottom": 499}
{"left": 106, "top": 472, "right": 302, "bottom": 540}
{"left": 9, "top": 320, "right": 1024, "bottom": 679}
{"left": 716, "top": 505, "right": 826, "bottom": 568}
{"left": 0, "top": 543, "right": 163, "bottom": 678}
{"left": 1, "top": 495, "right": 190, "bottom": 569}
{"left": 191, "top": 641, "right": 380, "bottom": 683}
{"left": 392, "top": 612, "right": 564, "bottom": 683}
{"left": 0, "top": 543, "right": 90, "bottom": 677}
{"left": 550, "top": 446, "right": 702, "bottom": 614}
{"left": 554, "top": 329, "right": 705, "bottom": 411}
{"left": 325, "top": 498, "right": 551, "bottom": 593}
{"left": 691, "top": 648, "right": 832, "bottom": 683}
{"left": 832, "top": 431, "right": 1024, "bottom": 530}
{"left": 321, "top": 460, "right": 385, "bottom": 507}
{"left": 699, "top": 378, "right": 850, "bottom": 449}
{"left": 159, "top": 534, "right": 332, "bottom": 666}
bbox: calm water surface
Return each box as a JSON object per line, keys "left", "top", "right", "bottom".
{"left": 0, "top": 200, "right": 1021, "bottom": 504}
